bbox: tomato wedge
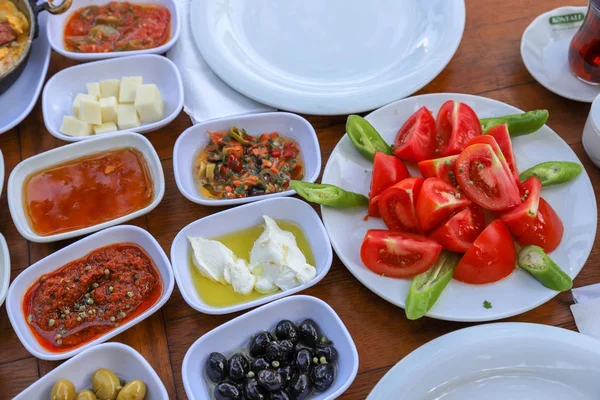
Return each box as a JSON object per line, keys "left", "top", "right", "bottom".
{"left": 378, "top": 178, "right": 423, "bottom": 233}
{"left": 464, "top": 135, "right": 514, "bottom": 184}
{"left": 360, "top": 229, "right": 442, "bottom": 278}
{"left": 429, "top": 206, "right": 486, "bottom": 253}
{"left": 393, "top": 107, "right": 437, "bottom": 162}
{"left": 368, "top": 195, "right": 381, "bottom": 218}
{"left": 435, "top": 101, "right": 482, "bottom": 156}
{"left": 417, "top": 155, "right": 459, "bottom": 186}
{"left": 455, "top": 143, "right": 521, "bottom": 211}
{"left": 454, "top": 220, "right": 516, "bottom": 284}
{"left": 416, "top": 178, "right": 472, "bottom": 232}
{"left": 514, "top": 198, "right": 563, "bottom": 253}
{"left": 486, "top": 124, "right": 520, "bottom": 184}
{"left": 368, "top": 152, "right": 410, "bottom": 217}
{"left": 499, "top": 176, "right": 542, "bottom": 237}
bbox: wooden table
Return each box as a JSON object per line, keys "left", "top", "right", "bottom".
{"left": 0, "top": 0, "right": 596, "bottom": 398}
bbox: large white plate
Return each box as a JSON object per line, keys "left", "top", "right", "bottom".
{"left": 190, "top": 0, "right": 465, "bottom": 115}
{"left": 367, "top": 323, "right": 600, "bottom": 400}
{"left": 321, "top": 93, "right": 596, "bottom": 322}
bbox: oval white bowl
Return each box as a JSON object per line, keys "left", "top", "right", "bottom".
{"left": 14, "top": 342, "right": 169, "bottom": 399}
{"left": 173, "top": 112, "right": 321, "bottom": 206}
{"left": 7, "top": 131, "right": 165, "bottom": 243}
{"left": 0, "top": 233, "right": 10, "bottom": 308}
{"left": 182, "top": 295, "right": 359, "bottom": 400}
{"left": 42, "top": 54, "right": 184, "bottom": 142}
{"left": 6, "top": 225, "right": 175, "bottom": 361}
{"left": 170, "top": 197, "right": 333, "bottom": 315}
{"left": 47, "top": 0, "right": 181, "bottom": 62}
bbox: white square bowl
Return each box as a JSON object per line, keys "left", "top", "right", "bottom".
{"left": 6, "top": 225, "right": 175, "bottom": 360}
{"left": 14, "top": 342, "right": 169, "bottom": 399}
{"left": 173, "top": 112, "right": 321, "bottom": 206}
{"left": 7, "top": 131, "right": 165, "bottom": 243}
{"left": 42, "top": 55, "right": 184, "bottom": 142}
{"left": 0, "top": 233, "right": 10, "bottom": 308}
{"left": 182, "top": 295, "right": 359, "bottom": 400}
{"left": 170, "top": 197, "right": 333, "bottom": 314}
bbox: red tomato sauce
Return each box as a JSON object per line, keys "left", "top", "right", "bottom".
{"left": 63, "top": 2, "right": 171, "bottom": 53}
{"left": 23, "top": 147, "right": 154, "bottom": 236}
{"left": 22, "top": 244, "right": 162, "bottom": 352}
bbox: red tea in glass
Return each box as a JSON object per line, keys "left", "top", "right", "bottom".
{"left": 569, "top": 0, "right": 600, "bottom": 84}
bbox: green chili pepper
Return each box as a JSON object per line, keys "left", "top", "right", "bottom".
{"left": 346, "top": 115, "right": 392, "bottom": 161}
{"left": 519, "top": 161, "right": 583, "bottom": 187}
{"left": 517, "top": 245, "right": 572, "bottom": 291}
{"left": 405, "top": 251, "right": 460, "bottom": 320}
{"left": 228, "top": 126, "right": 251, "bottom": 146}
{"left": 480, "top": 110, "right": 549, "bottom": 137}
{"left": 290, "top": 181, "right": 368, "bottom": 208}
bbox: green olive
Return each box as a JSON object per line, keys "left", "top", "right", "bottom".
{"left": 50, "top": 379, "right": 76, "bottom": 400}
{"left": 75, "top": 390, "right": 98, "bottom": 400}
{"left": 116, "top": 380, "right": 147, "bottom": 400}
{"left": 92, "top": 368, "right": 120, "bottom": 400}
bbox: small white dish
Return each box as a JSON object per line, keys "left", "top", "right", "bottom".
{"left": 583, "top": 94, "right": 600, "bottom": 167}
{"left": 42, "top": 54, "right": 184, "bottom": 142}
{"left": 173, "top": 112, "right": 321, "bottom": 206}
{"left": 47, "top": 0, "right": 180, "bottom": 62}
{"left": 0, "top": 233, "right": 10, "bottom": 308}
{"left": 0, "top": 13, "right": 51, "bottom": 134}
{"left": 182, "top": 295, "right": 358, "bottom": 400}
{"left": 8, "top": 131, "right": 165, "bottom": 243}
{"left": 521, "top": 6, "right": 600, "bottom": 102}
{"left": 367, "top": 323, "right": 600, "bottom": 400}
{"left": 14, "top": 342, "right": 169, "bottom": 399}
{"left": 6, "top": 225, "right": 175, "bottom": 361}
{"left": 170, "top": 197, "right": 333, "bottom": 315}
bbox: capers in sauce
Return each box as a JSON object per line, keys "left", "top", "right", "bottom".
{"left": 116, "top": 380, "right": 147, "bottom": 400}
{"left": 92, "top": 368, "right": 120, "bottom": 400}
{"left": 51, "top": 379, "right": 76, "bottom": 400}
{"left": 75, "top": 390, "right": 98, "bottom": 400}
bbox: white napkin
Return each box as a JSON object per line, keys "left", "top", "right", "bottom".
{"left": 166, "top": 0, "right": 275, "bottom": 124}
{"left": 570, "top": 284, "right": 600, "bottom": 341}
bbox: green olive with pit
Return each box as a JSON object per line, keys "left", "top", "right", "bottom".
{"left": 92, "top": 368, "right": 121, "bottom": 400}
{"left": 75, "top": 390, "right": 98, "bottom": 400}
{"left": 116, "top": 380, "right": 147, "bottom": 400}
{"left": 50, "top": 379, "right": 76, "bottom": 400}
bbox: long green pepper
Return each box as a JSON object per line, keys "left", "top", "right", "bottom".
{"left": 346, "top": 115, "right": 393, "bottom": 161}
{"left": 480, "top": 110, "right": 549, "bottom": 137}
{"left": 519, "top": 161, "right": 583, "bottom": 187}
{"left": 290, "top": 181, "right": 368, "bottom": 208}
{"left": 517, "top": 245, "right": 572, "bottom": 291}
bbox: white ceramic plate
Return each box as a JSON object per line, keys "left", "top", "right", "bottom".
{"left": 0, "top": 148, "right": 4, "bottom": 198}
{"left": 43, "top": 54, "right": 184, "bottom": 142}
{"left": 191, "top": 0, "right": 465, "bottom": 115}
{"left": 0, "top": 13, "right": 50, "bottom": 134}
{"left": 182, "top": 295, "right": 358, "bottom": 400}
{"left": 321, "top": 93, "right": 596, "bottom": 322}
{"left": 521, "top": 6, "right": 600, "bottom": 103}
{"left": 47, "top": 0, "right": 180, "bottom": 62}
{"left": 8, "top": 131, "right": 165, "bottom": 243}
{"left": 0, "top": 233, "right": 10, "bottom": 308}
{"left": 367, "top": 323, "right": 600, "bottom": 400}
{"left": 6, "top": 225, "right": 175, "bottom": 361}
{"left": 171, "top": 197, "right": 333, "bottom": 314}
{"left": 173, "top": 112, "right": 321, "bottom": 206}
{"left": 14, "top": 342, "right": 169, "bottom": 399}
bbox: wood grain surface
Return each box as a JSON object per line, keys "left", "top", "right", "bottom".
{"left": 0, "top": 0, "right": 595, "bottom": 398}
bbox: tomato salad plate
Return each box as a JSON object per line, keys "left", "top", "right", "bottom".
{"left": 315, "top": 93, "right": 595, "bottom": 322}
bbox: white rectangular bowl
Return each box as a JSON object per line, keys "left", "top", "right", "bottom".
{"left": 47, "top": 0, "right": 180, "bottom": 62}
{"left": 182, "top": 295, "right": 359, "bottom": 400}
{"left": 170, "top": 197, "right": 333, "bottom": 314}
{"left": 173, "top": 112, "right": 321, "bottom": 206}
{"left": 8, "top": 131, "right": 165, "bottom": 243}
{"left": 42, "top": 55, "right": 184, "bottom": 142}
{"left": 6, "top": 225, "right": 175, "bottom": 361}
{"left": 14, "top": 342, "right": 169, "bottom": 399}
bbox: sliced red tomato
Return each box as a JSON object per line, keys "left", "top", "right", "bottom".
{"left": 417, "top": 155, "right": 458, "bottom": 186}
{"left": 360, "top": 229, "right": 442, "bottom": 278}
{"left": 393, "top": 107, "right": 437, "bottom": 162}
{"left": 368, "top": 195, "right": 381, "bottom": 218}
{"left": 435, "top": 101, "right": 482, "bottom": 156}
{"left": 514, "top": 198, "right": 563, "bottom": 253}
{"left": 454, "top": 220, "right": 516, "bottom": 284}
{"left": 368, "top": 152, "right": 410, "bottom": 217}
{"left": 378, "top": 178, "right": 423, "bottom": 233}
{"left": 455, "top": 143, "right": 521, "bottom": 211}
{"left": 429, "top": 206, "right": 486, "bottom": 253}
{"left": 464, "top": 135, "right": 514, "bottom": 183}
{"left": 416, "top": 177, "right": 472, "bottom": 232}
{"left": 486, "top": 124, "right": 520, "bottom": 184}
{"left": 499, "top": 176, "right": 542, "bottom": 237}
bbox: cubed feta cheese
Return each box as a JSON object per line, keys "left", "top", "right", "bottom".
{"left": 60, "top": 116, "right": 93, "bottom": 137}
{"left": 117, "top": 104, "right": 141, "bottom": 130}
{"left": 72, "top": 93, "right": 97, "bottom": 118}
{"left": 100, "top": 79, "right": 120, "bottom": 98}
{"left": 134, "top": 84, "right": 165, "bottom": 123}
{"left": 99, "top": 96, "right": 118, "bottom": 123}
{"left": 79, "top": 98, "right": 102, "bottom": 125}
{"left": 87, "top": 82, "right": 101, "bottom": 98}
{"left": 93, "top": 122, "right": 118, "bottom": 134}
{"left": 119, "top": 76, "right": 143, "bottom": 103}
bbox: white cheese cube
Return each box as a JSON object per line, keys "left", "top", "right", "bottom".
{"left": 99, "top": 96, "right": 118, "bottom": 123}
{"left": 79, "top": 98, "right": 102, "bottom": 125}
{"left": 119, "top": 76, "right": 143, "bottom": 103}
{"left": 100, "top": 79, "right": 120, "bottom": 98}
{"left": 117, "top": 104, "right": 141, "bottom": 130}
{"left": 60, "top": 116, "right": 93, "bottom": 137}
{"left": 87, "top": 82, "right": 101, "bottom": 98}
{"left": 134, "top": 84, "right": 165, "bottom": 123}
{"left": 72, "top": 93, "right": 97, "bottom": 118}
{"left": 93, "top": 122, "right": 118, "bottom": 134}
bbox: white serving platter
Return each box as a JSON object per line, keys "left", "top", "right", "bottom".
{"left": 0, "top": 233, "right": 10, "bottom": 308}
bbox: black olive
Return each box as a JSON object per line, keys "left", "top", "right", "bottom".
{"left": 266, "top": 340, "right": 294, "bottom": 363}
{"left": 206, "top": 352, "right": 227, "bottom": 383}
{"left": 214, "top": 382, "right": 242, "bottom": 400}
{"left": 311, "top": 363, "right": 335, "bottom": 392}
{"left": 250, "top": 331, "right": 275, "bottom": 357}
{"left": 257, "top": 369, "right": 283, "bottom": 392}
{"left": 288, "top": 374, "right": 312, "bottom": 400}
{"left": 248, "top": 185, "right": 266, "bottom": 197}
{"left": 269, "top": 390, "right": 292, "bottom": 400}
{"left": 251, "top": 357, "right": 271, "bottom": 373}
{"left": 227, "top": 353, "right": 249, "bottom": 383}
{"left": 277, "top": 365, "right": 293, "bottom": 387}
{"left": 294, "top": 349, "right": 313, "bottom": 375}
{"left": 274, "top": 320, "right": 299, "bottom": 343}
{"left": 298, "top": 319, "right": 320, "bottom": 348}
{"left": 245, "top": 378, "right": 267, "bottom": 400}
{"left": 316, "top": 345, "right": 338, "bottom": 363}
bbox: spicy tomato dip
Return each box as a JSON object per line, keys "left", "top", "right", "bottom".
{"left": 22, "top": 244, "right": 162, "bottom": 352}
